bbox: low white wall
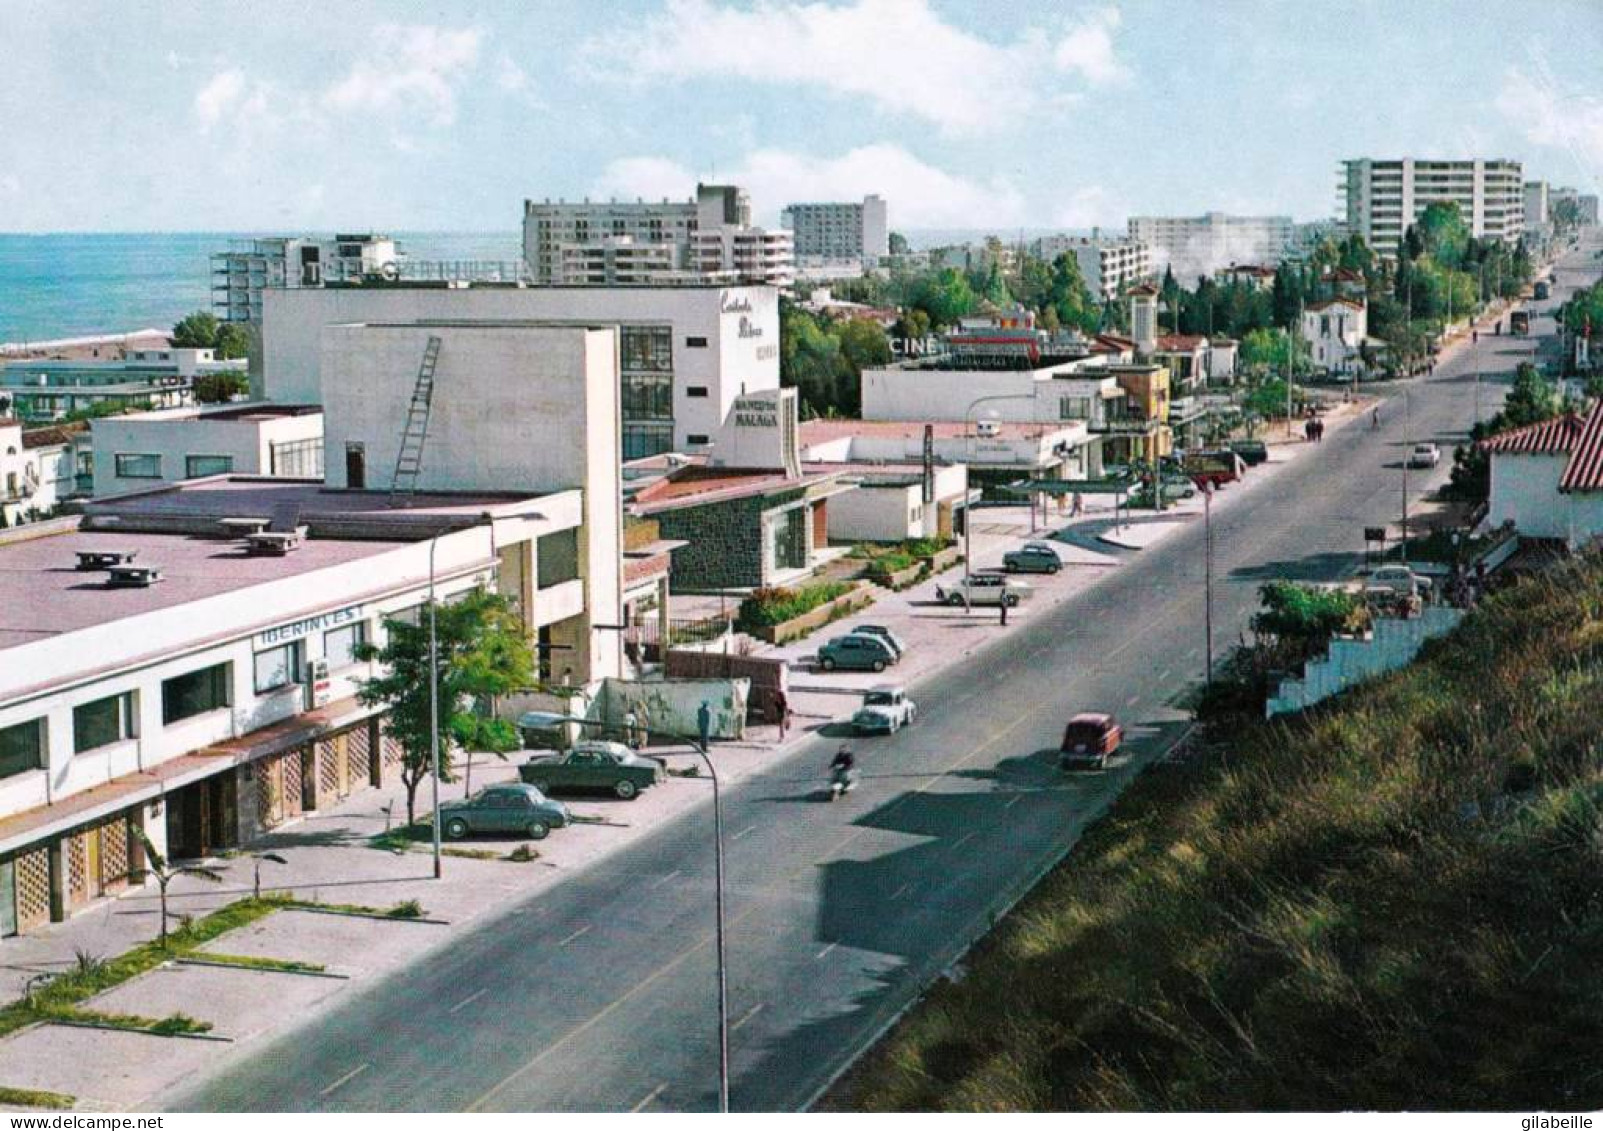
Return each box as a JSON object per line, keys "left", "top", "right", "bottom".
{"left": 598, "top": 678, "right": 748, "bottom": 741}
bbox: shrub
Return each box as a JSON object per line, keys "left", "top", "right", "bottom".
{"left": 736, "top": 582, "right": 854, "bottom": 630}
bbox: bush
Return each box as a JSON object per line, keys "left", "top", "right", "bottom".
{"left": 736, "top": 582, "right": 854, "bottom": 630}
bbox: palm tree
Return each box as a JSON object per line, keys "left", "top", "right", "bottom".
{"left": 128, "top": 827, "right": 224, "bottom": 947}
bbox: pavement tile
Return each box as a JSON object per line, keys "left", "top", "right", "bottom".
{"left": 0, "top": 1024, "right": 219, "bottom": 1110}
{"left": 82, "top": 960, "right": 346, "bottom": 1040}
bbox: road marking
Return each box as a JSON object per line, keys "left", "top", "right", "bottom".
{"left": 815, "top": 941, "right": 838, "bottom": 960}
{"left": 1125, "top": 694, "right": 1140, "bottom": 707}
{"left": 891, "top": 882, "right": 912, "bottom": 900}
{"left": 1157, "top": 667, "right": 1171, "bottom": 681}
{"left": 732, "top": 1003, "right": 765, "bottom": 1031}
{"left": 470, "top": 700, "right": 1049, "bottom": 1112}
{"left": 318, "top": 1064, "right": 369, "bottom": 1097}
{"left": 951, "top": 832, "right": 976, "bottom": 851}
{"left": 650, "top": 870, "right": 681, "bottom": 889}
{"left": 557, "top": 925, "right": 592, "bottom": 947}
{"left": 731, "top": 824, "right": 757, "bottom": 841}
{"left": 1004, "top": 795, "right": 1023, "bottom": 809}
{"left": 630, "top": 1083, "right": 668, "bottom": 1113}
{"left": 448, "top": 988, "right": 488, "bottom": 1014}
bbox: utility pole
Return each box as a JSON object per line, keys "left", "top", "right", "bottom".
{"left": 1400, "top": 388, "right": 1411, "bottom": 561}
{"left": 1203, "top": 483, "right": 1214, "bottom": 686}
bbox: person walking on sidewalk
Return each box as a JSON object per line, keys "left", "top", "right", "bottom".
{"left": 1070, "top": 491, "right": 1084, "bottom": 518}
{"left": 772, "top": 688, "right": 790, "bottom": 740}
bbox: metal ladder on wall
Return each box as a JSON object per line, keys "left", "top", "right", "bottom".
{"left": 389, "top": 335, "right": 442, "bottom": 502}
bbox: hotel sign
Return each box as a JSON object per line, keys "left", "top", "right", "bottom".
{"left": 257, "top": 604, "right": 365, "bottom": 649}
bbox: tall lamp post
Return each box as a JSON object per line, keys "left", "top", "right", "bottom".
{"left": 1400, "top": 388, "right": 1411, "bottom": 560}
{"left": 961, "top": 393, "right": 1039, "bottom": 613}
{"left": 1203, "top": 481, "right": 1215, "bottom": 686}
{"left": 517, "top": 705, "right": 729, "bottom": 1112}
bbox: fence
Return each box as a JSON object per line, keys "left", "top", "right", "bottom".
{"left": 624, "top": 615, "right": 734, "bottom": 663}
{"left": 665, "top": 651, "right": 789, "bottom": 723}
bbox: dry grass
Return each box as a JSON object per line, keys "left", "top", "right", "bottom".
{"left": 830, "top": 556, "right": 1603, "bottom": 1112}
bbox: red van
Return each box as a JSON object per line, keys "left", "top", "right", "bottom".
{"left": 1060, "top": 713, "right": 1122, "bottom": 770}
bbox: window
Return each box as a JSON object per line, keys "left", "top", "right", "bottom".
{"left": 0, "top": 718, "right": 44, "bottom": 780}
{"left": 620, "top": 373, "right": 673, "bottom": 421}
{"left": 185, "top": 454, "right": 234, "bottom": 478}
{"left": 386, "top": 604, "right": 424, "bottom": 628}
{"left": 685, "top": 336, "right": 709, "bottom": 348}
{"left": 73, "top": 692, "right": 136, "bottom": 753}
{"left": 620, "top": 326, "right": 673, "bottom": 373}
{"left": 163, "top": 662, "right": 232, "bottom": 725}
{"left": 686, "top": 386, "right": 709, "bottom": 398}
{"left": 324, "top": 621, "right": 368, "bottom": 669}
{"left": 622, "top": 423, "right": 674, "bottom": 461}
{"left": 537, "top": 528, "right": 580, "bottom": 589}
{"left": 271, "top": 438, "right": 324, "bottom": 478}
{"left": 114, "top": 453, "right": 162, "bottom": 479}
{"left": 687, "top": 434, "right": 710, "bottom": 446}
{"left": 253, "top": 642, "right": 302, "bottom": 694}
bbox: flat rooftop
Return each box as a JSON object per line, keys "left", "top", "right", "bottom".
{"left": 87, "top": 477, "right": 532, "bottom": 525}
{"left": 799, "top": 420, "right": 1081, "bottom": 444}
{"left": 122, "top": 403, "right": 322, "bottom": 423}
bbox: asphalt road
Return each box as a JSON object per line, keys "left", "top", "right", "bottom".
{"left": 173, "top": 233, "right": 1599, "bottom": 1113}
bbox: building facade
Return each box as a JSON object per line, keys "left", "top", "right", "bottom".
{"left": 0, "top": 420, "right": 80, "bottom": 525}
{"left": 212, "top": 234, "right": 399, "bottom": 324}
{"left": 1127, "top": 213, "right": 1295, "bottom": 281}
{"left": 260, "top": 283, "right": 780, "bottom": 461}
{"left": 1033, "top": 234, "right": 1152, "bottom": 301}
{"left": 90, "top": 403, "right": 324, "bottom": 497}
{"left": 781, "top": 196, "right": 889, "bottom": 267}
{"left": 1301, "top": 298, "right": 1370, "bottom": 377}
{"left": 1340, "top": 158, "right": 1524, "bottom": 258}
{"left": 0, "top": 348, "right": 243, "bottom": 422}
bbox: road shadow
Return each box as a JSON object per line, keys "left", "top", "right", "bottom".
{"left": 1228, "top": 549, "right": 1360, "bottom": 582}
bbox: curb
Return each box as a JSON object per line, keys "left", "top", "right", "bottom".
{"left": 173, "top": 958, "right": 350, "bottom": 981}
{"left": 42, "top": 1019, "right": 233, "bottom": 1043}
{"left": 284, "top": 906, "right": 450, "bottom": 926}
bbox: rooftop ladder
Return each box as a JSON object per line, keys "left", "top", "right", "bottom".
{"left": 389, "top": 335, "right": 442, "bottom": 502}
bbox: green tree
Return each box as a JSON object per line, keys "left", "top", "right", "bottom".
{"left": 128, "top": 827, "right": 224, "bottom": 947}
{"left": 1047, "top": 253, "right": 1099, "bottom": 333}
{"left": 910, "top": 268, "right": 978, "bottom": 328}
{"left": 888, "top": 231, "right": 910, "bottom": 255}
{"left": 192, "top": 372, "right": 250, "bottom": 404}
{"left": 171, "top": 311, "right": 221, "bottom": 350}
{"left": 1418, "top": 201, "right": 1470, "bottom": 269}
{"left": 354, "top": 589, "right": 535, "bottom": 827}
{"left": 213, "top": 322, "right": 251, "bottom": 360}
{"left": 1447, "top": 363, "right": 1564, "bottom": 501}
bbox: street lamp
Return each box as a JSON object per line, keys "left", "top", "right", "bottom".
{"left": 1400, "top": 388, "right": 1411, "bottom": 560}
{"left": 962, "top": 393, "right": 1039, "bottom": 613}
{"left": 1203, "top": 481, "right": 1215, "bottom": 687}
{"left": 517, "top": 705, "right": 730, "bottom": 1113}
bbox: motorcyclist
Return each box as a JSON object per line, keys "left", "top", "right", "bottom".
{"left": 830, "top": 746, "right": 857, "bottom": 791}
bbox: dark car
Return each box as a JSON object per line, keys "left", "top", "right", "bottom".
{"left": 1060, "top": 712, "right": 1123, "bottom": 770}
{"left": 1003, "top": 541, "right": 1063, "bottom": 574}
{"left": 1183, "top": 450, "right": 1247, "bottom": 488}
{"left": 851, "top": 624, "right": 906, "bottom": 660}
{"left": 439, "top": 783, "right": 570, "bottom": 840}
{"left": 519, "top": 739, "right": 664, "bottom": 800}
{"left": 1229, "top": 439, "right": 1270, "bottom": 466}
{"left": 818, "top": 633, "right": 898, "bottom": 672}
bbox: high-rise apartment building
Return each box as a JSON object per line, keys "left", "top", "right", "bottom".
{"left": 1033, "top": 233, "right": 1152, "bottom": 301}
{"left": 522, "top": 184, "right": 794, "bottom": 287}
{"left": 212, "top": 234, "right": 399, "bottom": 323}
{"left": 1339, "top": 158, "right": 1524, "bottom": 258}
{"left": 781, "top": 195, "right": 889, "bottom": 266}
{"left": 1126, "top": 213, "right": 1295, "bottom": 281}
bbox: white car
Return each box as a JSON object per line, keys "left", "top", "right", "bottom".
{"left": 1366, "top": 565, "right": 1433, "bottom": 599}
{"left": 852, "top": 685, "right": 917, "bottom": 734}
{"left": 934, "top": 573, "right": 1032, "bottom": 607}
{"left": 1408, "top": 443, "right": 1441, "bottom": 469}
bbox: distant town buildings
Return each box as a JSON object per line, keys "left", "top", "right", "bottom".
{"left": 89, "top": 402, "right": 324, "bottom": 497}
{"left": 523, "top": 184, "right": 795, "bottom": 287}
{"left": 1550, "top": 185, "right": 1601, "bottom": 227}
{"left": 0, "top": 347, "right": 243, "bottom": 421}
{"left": 212, "top": 235, "right": 400, "bottom": 324}
{"left": 1339, "top": 158, "right": 1524, "bottom": 258}
{"left": 1127, "top": 213, "right": 1296, "bottom": 282}
{"left": 0, "top": 328, "right": 169, "bottom": 362}
{"left": 782, "top": 195, "right": 889, "bottom": 271}
{"left": 0, "top": 417, "right": 82, "bottom": 524}
{"left": 1032, "top": 233, "right": 1152, "bottom": 301}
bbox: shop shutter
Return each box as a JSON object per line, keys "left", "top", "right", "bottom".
{"left": 66, "top": 831, "right": 88, "bottom": 907}
{"left": 349, "top": 724, "right": 373, "bottom": 787}
{"left": 15, "top": 848, "right": 51, "bottom": 932}
{"left": 100, "top": 817, "right": 131, "bottom": 894}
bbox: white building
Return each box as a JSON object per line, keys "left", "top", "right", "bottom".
{"left": 781, "top": 195, "right": 889, "bottom": 269}
{"left": 212, "top": 234, "right": 400, "bottom": 324}
{"left": 90, "top": 403, "right": 324, "bottom": 497}
{"left": 556, "top": 237, "right": 679, "bottom": 286}
{"left": 1550, "top": 186, "right": 1601, "bottom": 227}
{"left": 1127, "top": 213, "right": 1295, "bottom": 281}
{"left": 1033, "top": 233, "right": 1152, "bottom": 301}
{"left": 0, "top": 419, "right": 80, "bottom": 525}
{"left": 1339, "top": 158, "right": 1524, "bottom": 259}
{"left": 522, "top": 184, "right": 794, "bottom": 287}
{"left": 1482, "top": 404, "right": 1603, "bottom": 548}
{"left": 1300, "top": 298, "right": 1371, "bottom": 377}
{"left": 259, "top": 283, "right": 780, "bottom": 460}
{"left": 0, "top": 348, "right": 243, "bottom": 422}
{"left": 1524, "top": 181, "right": 1550, "bottom": 229}
{"left": 805, "top": 461, "right": 969, "bottom": 544}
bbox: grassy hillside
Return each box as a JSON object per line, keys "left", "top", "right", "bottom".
{"left": 830, "top": 558, "right": 1603, "bottom": 1111}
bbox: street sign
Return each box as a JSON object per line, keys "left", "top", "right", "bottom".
{"left": 1364, "top": 527, "right": 1386, "bottom": 543}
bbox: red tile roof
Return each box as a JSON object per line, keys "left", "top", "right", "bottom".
{"left": 1091, "top": 333, "right": 1135, "bottom": 354}
{"left": 1559, "top": 402, "right": 1603, "bottom": 492}
{"left": 1478, "top": 412, "right": 1585, "bottom": 456}
{"left": 633, "top": 466, "right": 795, "bottom": 505}
{"left": 22, "top": 422, "right": 86, "bottom": 450}
{"left": 1126, "top": 283, "right": 1159, "bottom": 296}
{"left": 1155, "top": 335, "right": 1208, "bottom": 352}
{"left": 1307, "top": 297, "right": 1365, "bottom": 312}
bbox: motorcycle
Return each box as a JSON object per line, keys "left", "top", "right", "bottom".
{"left": 829, "top": 764, "right": 857, "bottom": 801}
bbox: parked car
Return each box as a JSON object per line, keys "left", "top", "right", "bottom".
{"left": 1003, "top": 541, "right": 1063, "bottom": 574}
{"left": 519, "top": 739, "right": 664, "bottom": 800}
{"left": 1365, "top": 565, "right": 1433, "bottom": 599}
{"left": 1060, "top": 712, "right": 1123, "bottom": 770}
{"left": 1229, "top": 439, "right": 1270, "bottom": 466}
{"left": 1183, "top": 450, "right": 1247, "bottom": 488}
{"left": 852, "top": 685, "right": 917, "bottom": 734}
{"left": 818, "top": 633, "right": 898, "bottom": 672}
{"left": 440, "top": 783, "right": 570, "bottom": 840}
{"left": 851, "top": 623, "right": 906, "bottom": 660}
{"left": 1408, "top": 442, "right": 1441, "bottom": 469}
{"left": 934, "top": 573, "right": 1032, "bottom": 607}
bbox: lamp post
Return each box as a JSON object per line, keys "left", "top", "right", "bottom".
{"left": 1400, "top": 388, "right": 1411, "bottom": 561}
{"left": 1203, "top": 481, "right": 1215, "bottom": 686}
{"left": 517, "top": 705, "right": 729, "bottom": 1112}
{"left": 962, "top": 393, "right": 1039, "bottom": 613}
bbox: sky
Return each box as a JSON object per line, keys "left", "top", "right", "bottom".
{"left": 2, "top": 0, "right": 1602, "bottom": 234}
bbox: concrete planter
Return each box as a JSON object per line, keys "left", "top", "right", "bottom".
{"left": 753, "top": 584, "right": 876, "bottom": 645}
{"left": 868, "top": 561, "right": 926, "bottom": 590}
{"left": 920, "top": 546, "right": 962, "bottom": 575}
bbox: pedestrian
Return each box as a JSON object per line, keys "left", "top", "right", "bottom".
{"left": 633, "top": 701, "right": 651, "bottom": 750}
{"left": 1000, "top": 595, "right": 1009, "bottom": 626}
{"left": 1071, "top": 491, "right": 1084, "bottom": 518}
{"left": 623, "top": 708, "right": 639, "bottom": 750}
{"left": 1371, "top": 406, "right": 1380, "bottom": 430}
{"left": 772, "top": 687, "right": 789, "bottom": 740}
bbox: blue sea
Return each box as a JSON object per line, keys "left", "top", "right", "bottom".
{"left": 0, "top": 232, "right": 521, "bottom": 345}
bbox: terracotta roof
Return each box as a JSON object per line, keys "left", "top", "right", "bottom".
{"left": 1307, "top": 297, "right": 1365, "bottom": 312}
{"left": 633, "top": 465, "right": 796, "bottom": 505}
{"left": 21, "top": 421, "right": 87, "bottom": 450}
{"left": 1328, "top": 268, "right": 1364, "bottom": 282}
{"left": 1478, "top": 412, "right": 1585, "bottom": 456}
{"left": 1155, "top": 335, "right": 1208, "bottom": 352}
{"left": 1126, "top": 283, "right": 1159, "bottom": 296}
{"left": 1091, "top": 333, "right": 1136, "bottom": 354}
{"left": 1559, "top": 402, "right": 1603, "bottom": 492}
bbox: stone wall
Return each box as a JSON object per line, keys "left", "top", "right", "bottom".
{"left": 656, "top": 485, "right": 808, "bottom": 592}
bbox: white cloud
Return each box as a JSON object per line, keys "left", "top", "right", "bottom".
{"left": 594, "top": 143, "right": 1028, "bottom": 228}
{"left": 0, "top": 174, "right": 20, "bottom": 196}
{"left": 194, "top": 69, "right": 246, "bottom": 128}
{"left": 324, "top": 24, "right": 483, "bottom": 126}
{"left": 584, "top": 0, "right": 1130, "bottom": 136}
{"left": 1051, "top": 185, "right": 1119, "bottom": 229}
{"left": 1496, "top": 66, "right": 1603, "bottom": 183}
{"left": 1053, "top": 7, "right": 1130, "bottom": 87}
{"left": 496, "top": 55, "right": 529, "bottom": 93}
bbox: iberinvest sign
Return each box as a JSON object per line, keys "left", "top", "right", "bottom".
{"left": 256, "top": 604, "right": 364, "bottom": 648}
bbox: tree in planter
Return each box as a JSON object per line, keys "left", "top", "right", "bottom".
{"left": 354, "top": 588, "right": 535, "bottom": 827}
{"left": 128, "top": 827, "right": 224, "bottom": 948}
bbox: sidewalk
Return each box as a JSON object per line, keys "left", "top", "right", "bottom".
{"left": 0, "top": 393, "right": 1372, "bottom": 1110}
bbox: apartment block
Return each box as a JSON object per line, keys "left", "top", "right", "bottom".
{"left": 781, "top": 196, "right": 889, "bottom": 266}
{"left": 1339, "top": 158, "right": 1524, "bottom": 258}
